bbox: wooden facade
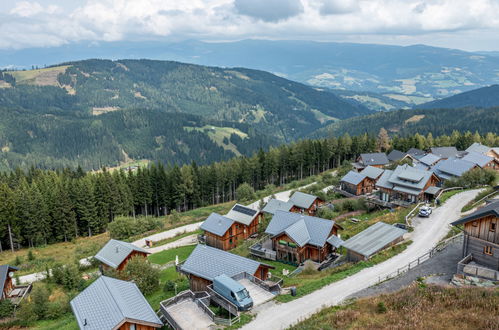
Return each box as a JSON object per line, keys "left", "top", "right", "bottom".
{"left": 290, "top": 198, "right": 324, "bottom": 216}
{"left": 379, "top": 173, "right": 440, "bottom": 203}
{"left": 462, "top": 215, "right": 499, "bottom": 271}
{"left": 204, "top": 213, "right": 262, "bottom": 251}
{"left": 482, "top": 159, "right": 499, "bottom": 171}
{"left": 101, "top": 250, "right": 149, "bottom": 272}
{"left": 117, "top": 320, "right": 162, "bottom": 330}
{"left": 341, "top": 177, "right": 375, "bottom": 196}
{"left": 1, "top": 275, "right": 13, "bottom": 300}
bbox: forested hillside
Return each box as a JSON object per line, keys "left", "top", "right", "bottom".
{"left": 314, "top": 107, "right": 499, "bottom": 138}
{"left": 417, "top": 85, "right": 499, "bottom": 109}
{"left": 0, "top": 59, "right": 370, "bottom": 170}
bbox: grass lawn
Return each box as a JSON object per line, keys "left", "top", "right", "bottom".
{"left": 146, "top": 266, "right": 190, "bottom": 310}
{"left": 438, "top": 189, "right": 465, "bottom": 204}
{"left": 31, "top": 314, "right": 79, "bottom": 330}
{"left": 148, "top": 245, "right": 196, "bottom": 265}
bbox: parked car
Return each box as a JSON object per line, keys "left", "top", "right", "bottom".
{"left": 213, "top": 274, "right": 253, "bottom": 311}
{"left": 419, "top": 205, "right": 432, "bottom": 217}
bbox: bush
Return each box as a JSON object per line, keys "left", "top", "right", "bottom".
{"left": 27, "top": 250, "right": 35, "bottom": 261}
{"left": 108, "top": 216, "right": 163, "bottom": 240}
{"left": 376, "top": 301, "right": 387, "bottom": 314}
{"left": 0, "top": 299, "right": 14, "bottom": 319}
{"left": 444, "top": 168, "right": 496, "bottom": 189}
{"left": 51, "top": 263, "right": 84, "bottom": 291}
{"left": 236, "top": 183, "right": 256, "bottom": 202}
{"left": 120, "top": 256, "right": 160, "bottom": 295}
{"left": 164, "top": 280, "right": 176, "bottom": 293}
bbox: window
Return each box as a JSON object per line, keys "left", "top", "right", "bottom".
{"left": 129, "top": 325, "right": 136, "bottom": 330}
{"left": 490, "top": 223, "right": 496, "bottom": 232}
{"left": 484, "top": 246, "right": 493, "bottom": 256}
{"left": 472, "top": 221, "right": 478, "bottom": 227}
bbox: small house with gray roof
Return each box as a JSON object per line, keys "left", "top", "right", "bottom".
{"left": 462, "top": 152, "right": 499, "bottom": 171}
{"left": 354, "top": 152, "right": 389, "bottom": 170}
{"left": 432, "top": 158, "right": 477, "bottom": 181}
{"left": 178, "top": 244, "right": 274, "bottom": 291}
{"left": 466, "top": 142, "right": 499, "bottom": 161}
{"left": 288, "top": 191, "right": 324, "bottom": 215}
{"left": 430, "top": 146, "right": 460, "bottom": 159}
{"left": 376, "top": 164, "right": 440, "bottom": 203}
{"left": 95, "top": 239, "right": 150, "bottom": 272}
{"left": 406, "top": 148, "right": 426, "bottom": 160}
{"left": 387, "top": 149, "right": 413, "bottom": 163}
{"left": 70, "top": 276, "right": 162, "bottom": 330}
{"left": 200, "top": 204, "right": 262, "bottom": 251}
{"left": 417, "top": 153, "right": 442, "bottom": 169}
{"left": 340, "top": 170, "right": 375, "bottom": 196}
{"left": 342, "top": 222, "right": 407, "bottom": 261}
{"left": 262, "top": 198, "right": 294, "bottom": 215}
{"left": 264, "top": 211, "right": 342, "bottom": 264}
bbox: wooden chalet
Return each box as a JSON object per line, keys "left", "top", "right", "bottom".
{"left": 95, "top": 239, "right": 150, "bottom": 272}
{"left": 353, "top": 152, "right": 389, "bottom": 170}
{"left": 376, "top": 164, "right": 440, "bottom": 203}
{"left": 462, "top": 152, "right": 499, "bottom": 171}
{"left": 387, "top": 149, "right": 414, "bottom": 163}
{"left": 264, "top": 211, "right": 343, "bottom": 264}
{"left": 340, "top": 171, "right": 375, "bottom": 196}
{"left": 178, "top": 245, "right": 274, "bottom": 292}
{"left": 71, "top": 276, "right": 163, "bottom": 330}
{"left": 432, "top": 158, "right": 477, "bottom": 181}
{"left": 288, "top": 191, "right": 324, "bottom": 215}
{"left": 1, "top": 265, "right": 31, "bottom": 305}
{"left": 466, "top": 142, "right": 499, "bottom": 162}
{"left": 200, "top": 204, "right": 262, "bottom": 251}
{"left": 451, "top": 201, "right": 499, "bottom": 276}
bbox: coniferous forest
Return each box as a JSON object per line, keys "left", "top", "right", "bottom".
{"left": 0, "top": 130, "right": 497, "bottom": 252}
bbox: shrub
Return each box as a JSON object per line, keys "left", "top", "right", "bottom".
{"left": 376, "top": 301, "right": 387, "bottom": 314}
{"left": 108, "top": 216, "right": 163, "bottom": 240}
{"left": 120, "top": 256, "right": 160, "bottom": 295}
{"left": 27, "top": 250, "right": 35, "bottom": 261}
{"left": 51, "top": 263, "right": 84, "bottom": 291}
{"left": 0, "top": 299, "right": 14, "bottom": 319}
{"left": 236, "top": 183, "right": 256, "bottom": 202}
{"left": 164, "top": 280, "right": 176, "bottom": 293}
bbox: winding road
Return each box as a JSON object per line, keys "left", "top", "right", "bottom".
{"left": 241, "top": 189, "right": 480, "bottom": 330}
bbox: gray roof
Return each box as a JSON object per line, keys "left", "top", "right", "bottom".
{"left": 406, "top": 148, "right": 425, "bottom": 159}
{"left": 0, "top": 265, "right": 18, "bottom": 296}
{"left": 359, "top": 153, "right": 389, "bottom": 166}
{"left": 433, "top": 158, "right": 476, "bottom": 178}
{"left": 387, "top": 165, "right": 434, "bottom": 195}
{"left": 70, "top": 276, "right": 162, "bottom": 330}
{"left": 466, "top": 142, "right": 491, "bottom": 155}
{"left": 361, "top": 166, "right": 384, "bottom": 180}
{"left": 342, "top": 222, "right": 407, "bottom": 258}
{"left": 225, "top": 204, "right": 259, "bottom": 226}
{"left": 94, "top": 239, "right": 150, "bottom": 269}
{"left": 262, "top": 199, "right": 294, "bottom": 215}
{"left": 265, "top": 210, "right": 336, "bottom": 247}
{"left": 387, "top": 150, "right": 407, "bottom": 162}
{"left": 375, "top": 169, "right": 394, "bottom": 189}
{"left": 424, "top": 186, "right": 442, "bottom": 195}
{"left": 326, "top": 235, "right": 344, "bottom": 248}
{"left": 180, "top": 245, "right": 263, "bottom": 281}
{"left": 340, "top": 171, "right": 367, "bottom": 185}
{"left": 289, "top": 191, "right": 321, "bottom": 209}
{"left": 461, "top": 152, "right": 494, "bottom": 168}
{"left": 431, "top": 147, "right": 459, "bottom": 159}
{"left": 418, "top": 153, "right": 441, "bottom": 166}
{"left": 200, "top": 213, "right": 234, "bottom": 236}
{"left": 451, "top": 200, "right": 499, "bottom": 226}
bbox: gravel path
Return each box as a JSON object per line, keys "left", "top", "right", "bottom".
{"left": 241, "top": 189, "right": 480, "bottom": 330}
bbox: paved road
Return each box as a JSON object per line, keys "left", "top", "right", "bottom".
{"left": 241, "top": 189, "right": 480, "bottom": 330}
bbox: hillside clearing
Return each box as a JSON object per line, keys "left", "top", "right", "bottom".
{"left": 7, "top": 65, "right": 70, "bottom": 86}
{"left": 184, "top": 125, "right": 248, "bottom": 156}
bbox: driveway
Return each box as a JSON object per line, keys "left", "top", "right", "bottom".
{"left": 241, "top": 189, "right": 480, "bottom": 330}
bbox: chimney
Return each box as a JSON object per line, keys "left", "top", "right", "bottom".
{"left": 84, "top": 319, "right": 88, "bottom": 326}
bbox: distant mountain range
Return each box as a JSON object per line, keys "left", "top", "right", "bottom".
{"left": 416, "top": 85, "right": 499, "bottom": 109}
{"left": 0, "top": 59, "right": 368, "bottom": 170}
{"left": 2, "top": 39, "right": 499, "bottom": 105}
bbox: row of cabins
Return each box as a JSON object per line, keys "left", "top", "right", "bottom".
{"left": 262, "top": 191, "right": 325, "bottom": 216}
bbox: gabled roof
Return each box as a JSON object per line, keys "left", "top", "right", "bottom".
{"left": 225, "top": 204, "right": 259, "bottom": 226}
{"left": 387, "top": 150, "right": 407, "bottom": 162}
{"left": 386, "top": 164, "right": 435, "bottom": 194}
{"left": 431, "top": 146, "right": 459, "bottom": 159}
{"left": 461, "top": 152, "right": 495, "bottom": 168}
{"left": 375, "top": 169, "right": 394, "bottom": 189}
{"left": 451, "top": 200, "right": 499, "bottom": 226}
{"left": 70, "top": 276, "right": 162, "bottom": 330}
{"left": 289, "top": 191, "right": 321, "bottom": 209}
{"left": 433, "top": 158, "right": 476, "bottom": 178}
{"left": 326, "top": 235, "right": 344, "bottom": 248}
{"left": 418, "top": 153, "right": 442, "bottom": 166}
{"left": 200, "top": 213, "right": 234, "bottom": 236}
{"left": 340, "top": 171, "right": 367, "bottom": 185}
{"left": 466, "top": 142, "right": 492, "bottom": 155}
{"left": 359, "top": 153, "right": 389, "bottom": 166}
{"left": 361, "top": 166, "right": 384, "bottom": 180}
{"left": 342, "top": 222, "right": 407, "bottom": 258}
{"left": 262, "top": 199, "right": 294, "bottom": 215}
{"left": 94, "top": 239, "right": 149, "bottom": 269}
{"left": 406, "top": 148, "right": 425, "bottom": 159}
{"left": 0, "top": 265, "right": 18, "bottom": 296}
{"left": 265, "top": 211, "right": 336, "bottom": 247}
{"left": 180, "top": 245, "right": 266, "bottom": 281}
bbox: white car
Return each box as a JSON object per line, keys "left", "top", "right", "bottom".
{"left": 419, "top": 206, "right": 432, "bottom": 217}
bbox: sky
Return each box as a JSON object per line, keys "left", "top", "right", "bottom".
{"left": 1, "top": 0, "right": 499, "bottom": 51}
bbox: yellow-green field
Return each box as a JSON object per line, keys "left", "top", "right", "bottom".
{"left": 184, "top": 125, "right": 248, "bottom": 156}
{"left": 7, "top": 65, "right": 70, "bottom": 86}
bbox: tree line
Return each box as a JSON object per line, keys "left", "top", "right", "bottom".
{"left": 0, "top": 130, "right": 497, "bottom": 252}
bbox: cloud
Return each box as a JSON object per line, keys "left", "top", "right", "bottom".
{"left": 234, "top": 0, "right": 304, "bottom": 22}
{"left": 1, "top": 0, "right": 499, "bottom": 50}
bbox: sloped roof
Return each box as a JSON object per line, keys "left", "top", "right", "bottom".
{"left": 262, "top": 199, "right": 294, "bottom": 215}
{"left": 289, "top": 191, "right": 320, "bottom": 209}
{"left": 94, "top": 239, "right": 150, "bottom": 269}
{"left": 359, "top": 153, "right": 389, "bottom": 166}
{"left": 461, "top": 151, "right": 494, "bottom": 168}
{"left": 361, "top": 166, "right": 385, "bottom": 180}
{"left": 342, "top": 222, "right": 407, "bottom": 258}
{"left": 180, "top": 245, "right": 264, "bottom": 281}
{"left": 451, "top": 200, "right": 499, "bottom": 226}
{"left": 466, "top": 142, "right": 492, "bottom": 155}
{"left": 433, "top": 158, "right": 476, "bottom": 178}
{"left": 424, "top": 186, "right": 442, "bottom": 195}
{"left": 387, "top": 164, "right": 434, "bottom": 194}
{"left": 265, "top": 210, "right": 336, "bottom": 247}
{"left": 225, "top": 204, "right": 259, "bottom": 226}
{"left": 70, "top": 276, "right": 162, "bottom": 330}
{"left": 326, "top": 235, "right": 344, "bottom": 248}
{"left": 375, "top": 169, "right": 394, "bottom": 189}
{"left": 406, "top": 148, "right": 426, "bottom": 159}
{"left": 431, "top": 146, "right": 459, "bottom": 159}
{"left": 0, "top": 265, "right": 18, "bottom": 296}
{"left": 418, "top": 153, "right": 442, "bottom": 166}
{"left": 387, "top": 150, "right": 407, "bottom": 162}
{"left": 340, "top": 171, "right": 367, "bottom": 185}
{"left": 200, "top": 213, "right": 234, "bottom": 236}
